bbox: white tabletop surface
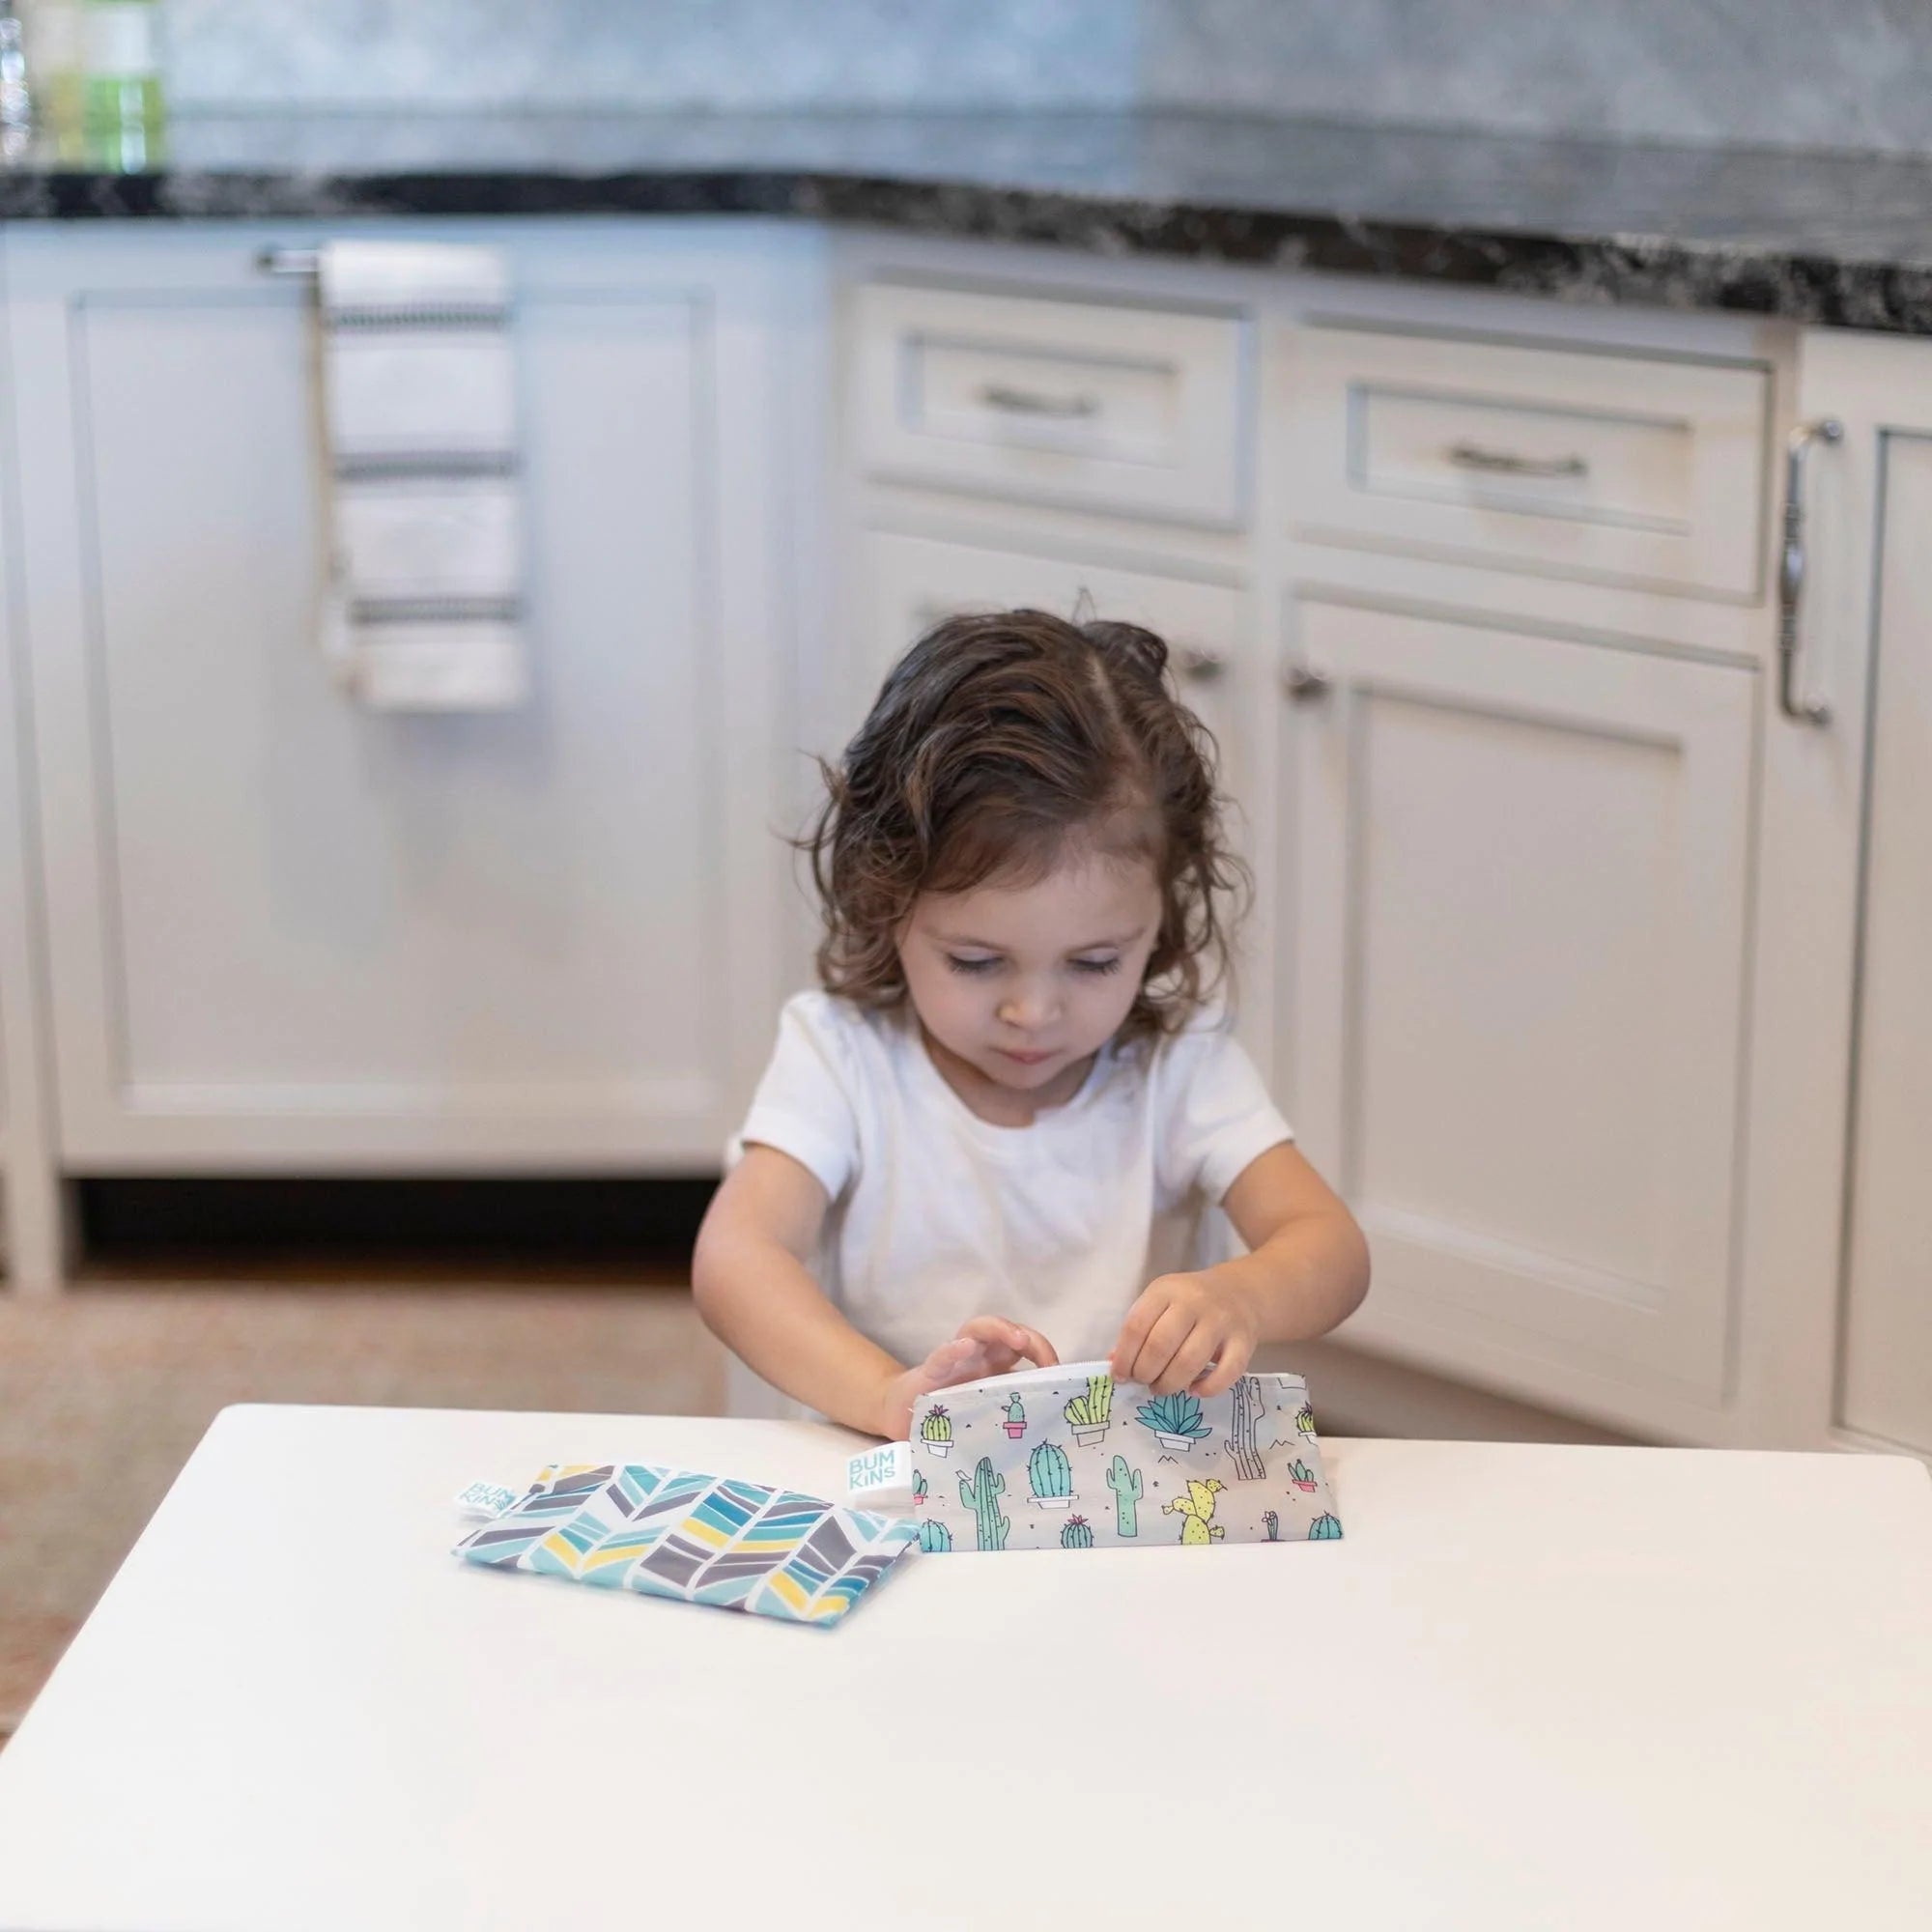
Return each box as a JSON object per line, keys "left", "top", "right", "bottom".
{"left": 0, "top": 1404, "right": 1927, "bottom": 1931}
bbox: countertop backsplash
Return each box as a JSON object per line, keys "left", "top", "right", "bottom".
{"left": 155, "top": 0, "right": 1932, "bottom": 161}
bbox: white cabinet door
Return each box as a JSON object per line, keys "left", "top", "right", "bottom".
{"left": 9, "top": 224, "right": 799, "bottom": 1170}
{"left": 1283, "top": 599, "right": 1755, "bottom": 1422}
{"left": 860, "top": 530, "right": 1247, "bottom": 803}
{"left": 1839, "top": 433, "right": 1932, "bottom": 1454}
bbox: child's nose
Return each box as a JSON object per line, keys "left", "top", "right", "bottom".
{"left": 999, "top": 985, "right": 1060, "bottom": 1030}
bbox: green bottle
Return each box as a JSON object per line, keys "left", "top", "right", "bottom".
{"left": 80, "top": 0, "right": 162, "bottom": 170}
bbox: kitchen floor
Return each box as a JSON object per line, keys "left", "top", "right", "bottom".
{"left": 0, "top": 1260, "right": 726, "bottom": 1740}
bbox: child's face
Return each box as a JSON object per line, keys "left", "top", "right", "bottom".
{"left": 898, "top": 843, "right": 1164, "bottom": 1096}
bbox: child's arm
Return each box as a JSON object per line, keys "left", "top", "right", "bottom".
{"left": 1110, "top": 1141, "right": 1370, "bottom": 1399}
{"left": 693, "top": 1144, "right": 1059, "bottom": 1437}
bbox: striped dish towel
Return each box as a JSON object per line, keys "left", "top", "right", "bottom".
{"left": 316, "top": 240, "right": 527, "bottom": 709}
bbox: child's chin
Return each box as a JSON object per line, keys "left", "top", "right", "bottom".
{"left": 984, "top": 1052, "right": 1063, "bottom": 1086}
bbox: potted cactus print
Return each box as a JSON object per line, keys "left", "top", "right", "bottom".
{"left": 921, "top": 1406, "right": 953, "bottom": 1459}
{"left": 912, "top": 1470, "right": 928, "bottom": 1509}
{"left": 1289, "top": 1459, "right": 1318, "bottom": 1493}
{"left": 1060, "top": 1515, "right": 1094, "bottom": 1549}
{"left": 1027, "top": 1438, "right": 1074, "bottom": 1510}
{"left": 918, "top": 1520, "right": 952, "bottom": 1554}
{"left": 1263, "top": 1510, "right": 1281, "bottom": 1542}
{"left": 1003, "top": 1393, "right": 1028, "bottom": 1439}
{"left": 1136, "top": 1389, "right": 1211, "bottom": 1451}
{"left": 1294, "top": 1403, "right": 1317, "bottom": 1437}
{"left": 1309, "top": 1512, "right": 1343, "bottom": 1540}
{"left": 1062, "top": 1373, "right": 1113, "bottom": 1448}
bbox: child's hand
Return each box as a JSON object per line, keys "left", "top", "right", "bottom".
{"left": 876, "top": 1317, "right": 1059, "bottom": 1439}
{"left": 1111, "top": 1270, "right": 1261, "bottom": 1398}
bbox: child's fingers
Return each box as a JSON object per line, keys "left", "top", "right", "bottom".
{"left": 1005, "top": 1321, "right": 1059, "bottom": 1369}
{"left": 955, "top": 1315, "right": 1058, "bottom": 1370}
{"left": 1192, "top": 1333, "right": 1254, "bottom": 1399}
{"left": 1109, "top": 1288, "right": 1165, "bottom": 1379}
{"left": 1127, "top": 1303, "right": 1197, "bottom": 1392}
{"left": 910, "top": 1336, "right": 979, "bottom": 1393}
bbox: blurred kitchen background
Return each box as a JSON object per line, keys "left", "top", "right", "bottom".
{"left": 4, "top": 0, "right": 1931, "bottom": 1731}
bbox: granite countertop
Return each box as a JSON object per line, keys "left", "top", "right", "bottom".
{"left": 8, "top": 107, "right": 1932, "bottom": 334}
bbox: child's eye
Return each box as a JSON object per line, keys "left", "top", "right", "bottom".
{"left": 945, "top": 955, "right": 999, "bottom": 976}
{"left": 1072, "top": 957, "right": 1122, "bottom": 977}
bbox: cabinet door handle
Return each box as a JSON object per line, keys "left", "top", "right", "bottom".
{"left": 1446, "top": 440, "right": 1589, "bottom": 480}
{"left": 1177, "top": 646, "right": 1224, "bottom": 684}
{"left": 1776, "top": 416, "right": 1842, "bottom": 726}
{"left": 257, "top": 246, "right": 321, "bottom": 278}
{"left": 1283, "top": 664, "right": 1332, "bottom": 702}
{"left": 978, "top": 383, "right": 1100, "bottom": 419}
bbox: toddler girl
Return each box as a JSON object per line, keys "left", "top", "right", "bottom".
{"left": 693, "top": 608, "right": 1369, "bottom": 1438}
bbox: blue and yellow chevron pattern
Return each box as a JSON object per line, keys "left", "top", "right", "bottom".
{"left": 454, "top": 1463, "right": 918, "bottom": 1628}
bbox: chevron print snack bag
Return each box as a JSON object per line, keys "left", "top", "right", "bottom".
{"left": 906, "top": 1364, "right": 1342, "bottom": 1552}
{"left": 455, "top": 1463, "right": 918, "bottom": 1628}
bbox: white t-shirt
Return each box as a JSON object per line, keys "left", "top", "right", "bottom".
{"left": 726, "top": 989, "right": 1293, "bottom": 1369}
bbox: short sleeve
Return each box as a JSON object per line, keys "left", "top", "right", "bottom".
{"left": 726, "top": 994, "right": 862, "bottom": 1203}
{"left": 1156, "top": 1021, "right": 1294, "bottom": 1208}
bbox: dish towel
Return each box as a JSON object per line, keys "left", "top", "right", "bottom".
{"left": 315, "top": 240, "right": 527, "bottom": 710}
{"left": 454, "top": 1463, "right": 920, "bottom": 1629}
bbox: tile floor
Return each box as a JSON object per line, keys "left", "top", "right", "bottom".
{"left": 0, "top": 1267, "right": 725, "bottom": 1737}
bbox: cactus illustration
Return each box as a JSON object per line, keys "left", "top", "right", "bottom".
{"left": 1028, "top": 1438, "right": 1074, "bottom": 1508}
{"left": 1263, "top": 1510, "right": 1281, "bottom": 1542}
{"left": 1060, "top": 1515, "right": 1094, "bottom": 1549}
{"left": 912, "top": 1470, "right": 928, "bottom": 1508}
{"left": 918, "top": 1519, "right": 952, "bottom": 1554}
{"left": 1063, "top": 1373, "right": 1114, "bottom": 1447}
{"left": 1289, "top": 1459, "right": 1318, "bottom": 1492}
{"left": 1164, "top": 1478, "right": 1227, "bottom": 1545}
{"left": 1105, "top": 1454, "right": 1144, "bottom": 1538}
{"left": 1309, "top": 1512, "right": 1344, "bottom": 1540}
{"left": 921, "top": 1405, "right": 953, "bottom": 1458}
{"left": 1004, "top": 1392, "right": 1028, "bottom": 1439}
{"left": 1225, "top": 1375, "right": 1267, "bottom": 1482}
{"left": 958, "top": 1456, "right": 1009, "bottom": 1550}
{"left": 1136, "top": 1389, "right": 1211, "bottom": 1449}
{"left": 1294, "top": 1403, "right": 1317, "bottom": 1437}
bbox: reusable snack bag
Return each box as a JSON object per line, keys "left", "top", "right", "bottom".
{"left": 907, "top": 1363, "right": 1342, "bottom": 1551}
{"left": 454, "top": 1462, "right": 919, "bottom": 1627}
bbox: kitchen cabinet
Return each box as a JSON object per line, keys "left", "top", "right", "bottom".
{"left": 0, "top": 213, "right": 1913, "bottom": 1461}
{"left": 4, "top": 220, "right": 812, "bottom": 1178}
{"left": 1796, "top": 331, "right": 1932, "bottom": 1457}
{"left": 1281, "top": 598, "right": 1754, "bottom": 1408}
{"left": 834, "top": 233, "right": 1854, "bottom": 1447}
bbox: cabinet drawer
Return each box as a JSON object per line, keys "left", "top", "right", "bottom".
{"left": 853, "top": 282, "right": 1249, "bottom": 526}
{"left": 1285, "top": 325, "right": 1771, "bottom": 601}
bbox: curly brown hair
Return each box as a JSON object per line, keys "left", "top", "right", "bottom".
{"left": 796, "top": 608, "right": 1250, "bottom": 1047}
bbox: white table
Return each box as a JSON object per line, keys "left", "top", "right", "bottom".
{"left": 0, "top": 1406, "right": 1927, "bottom": 1930}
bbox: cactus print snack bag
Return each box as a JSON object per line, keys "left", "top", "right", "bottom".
{"left": 907, "top": 1363, "right": 1341, "bottom": 1552}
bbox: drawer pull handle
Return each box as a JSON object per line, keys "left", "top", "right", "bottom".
{"left": 1283, "top": 664, "right": 1332, "bottom": 702}
{"left": 1446, "top": 440, "right": 1589, "bottom": 480}
{"left": 1177, "top": 647, "right": 1225, "bottom": 684}
{"left": 979, "top": 383, "right": 1100, "bottom": 420}
{"left": 1776, "top": 417, "right": 1841, "bottom": 727}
